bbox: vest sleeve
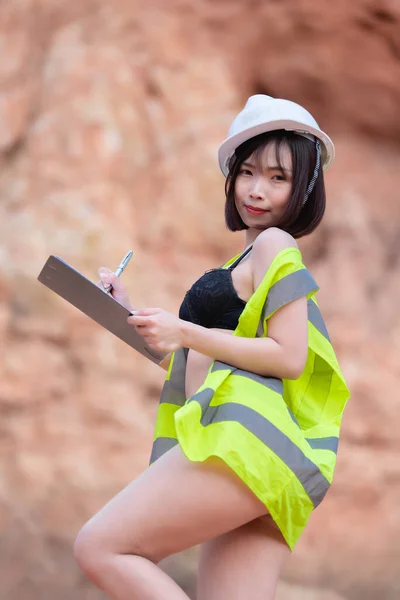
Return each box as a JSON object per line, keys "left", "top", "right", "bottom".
{"left": 255, "top": 247, "right": 319, "bottom": 338}
{"left": 248, "top": 248, "right": 350, "bottom": 432}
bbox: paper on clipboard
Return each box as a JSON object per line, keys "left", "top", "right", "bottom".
{"left": 37, "top": 255, "right": 168, "bottom": 365}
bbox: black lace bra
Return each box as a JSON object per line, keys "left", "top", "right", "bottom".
{"left": 178, "top": 245, "right": 253, "bottom": 330}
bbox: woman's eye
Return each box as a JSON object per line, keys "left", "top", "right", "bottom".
{"left": 239, "top": 168, "right": 252, "bottom": 175}
{"left": 272, "top": 174, "right": 285, "bottom": 181}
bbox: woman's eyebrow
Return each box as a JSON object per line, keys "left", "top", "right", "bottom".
{"left": 268, "top": 164, "right": 293, "bottom": 173}
{"left": 242, "top": 160, "right": 293, "bottom": 173}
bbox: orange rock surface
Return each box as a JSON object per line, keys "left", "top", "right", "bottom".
{"left": 1, "top": 1, "right": 400, "bottom": 599}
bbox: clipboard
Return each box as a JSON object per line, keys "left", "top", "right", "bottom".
{"left": 37, "top": 255, "right": 168, "bottom": 365}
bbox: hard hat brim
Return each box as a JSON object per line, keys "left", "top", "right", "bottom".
{"left": 218, "top": 119, "right": 335, "bottom": 177}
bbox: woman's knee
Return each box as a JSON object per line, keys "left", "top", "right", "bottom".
{"left": 74, "top": 522, "right": 108, "bottom": 580}
{"left": 74, "top": 517, "right": 165, "bottom": 580}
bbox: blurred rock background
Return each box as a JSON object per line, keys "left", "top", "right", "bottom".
{"left": 1, "top": 0, "right": 400, "bottom": 598}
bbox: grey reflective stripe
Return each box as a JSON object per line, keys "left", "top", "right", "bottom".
{"left": 159, "top": 347, "right": 187, "bottom": 406}
{"left": 211, "top": 361, "right": 233, "bottom": 373}
{"left": 150, "top": 437, "right": 178, "bottom": 463}
{"left": 261, "top": 269, "right": 319, "bottom": 322}
{"left": 210, "top": 362, "right": 283, "bottom": 395}
{"left": 256, "top": 269, "right": 319, "bottom": 337}
{"left": 257, "top": 319, "right": 264, "bottom": 338}
{"left": 159, "top": 380, "right": 185, "bottom": 406}
{"left": 189, "top": 392, "right": 330, "bottom": 507}
{"left": 287, "top": 408, "right": 300, "bottom": 427}
{"left": 306, "top": 437, "right": 339, "bottom": 453}
{"left": 187, "top": 387, "right": 215, "bottom": 411}
{"left": 150, "top": 348, "right": 187, "bottom": 464}
{"left": 307, "top": 299, "right": 331, "bottom": 341}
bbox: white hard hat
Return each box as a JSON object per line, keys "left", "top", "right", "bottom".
{"left": 218, "top": 95, "right": 335, "bottom": 177}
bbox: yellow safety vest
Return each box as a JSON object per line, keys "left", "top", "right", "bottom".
{"left": 150, "top": 246, "right": 350, "bottom": 550}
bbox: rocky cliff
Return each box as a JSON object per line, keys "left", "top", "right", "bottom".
{"left": 1, "top": 1, "right": 400, "bottom": 599}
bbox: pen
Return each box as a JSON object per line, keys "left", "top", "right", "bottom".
{"left": 103, "top": 250, "right": 133, "bottom": 294}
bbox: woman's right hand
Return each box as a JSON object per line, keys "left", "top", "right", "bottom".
{"left": 97, "top": 267, "right": 133, "bottom": 311}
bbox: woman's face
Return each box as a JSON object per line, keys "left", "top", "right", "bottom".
{"left": 234, "top": 141, "right": 293, "bottom": 229}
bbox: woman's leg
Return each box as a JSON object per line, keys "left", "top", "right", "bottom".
{"left": 197, "top": 515, "right": 291, "bottom": 600}
{"left": 74, "top": 444, "right": 268, "bottom": 600}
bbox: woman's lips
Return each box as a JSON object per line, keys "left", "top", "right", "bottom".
{"left": 245, "top": 206, "right": 268, "bottom": 215}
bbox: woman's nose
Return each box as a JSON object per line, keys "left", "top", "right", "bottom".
{"left": 249, "top": 179, "right": 266, "bottom": 200}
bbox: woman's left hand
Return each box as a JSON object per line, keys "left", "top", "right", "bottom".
{"left": 127, "top": 308, "right": 184, "bottom": 353}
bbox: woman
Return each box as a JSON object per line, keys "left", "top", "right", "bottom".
{"left": 74, "top": 95, "right": 350, "bottom": 600}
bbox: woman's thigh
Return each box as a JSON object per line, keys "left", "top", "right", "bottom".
{"left": 197, "top": 515, "right": 290, "bottom": 600}
{"left": 75, "top": 444, "right": 268, "bottom": 563}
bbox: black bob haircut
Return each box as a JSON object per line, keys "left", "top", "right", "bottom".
{"left": 224, "top": 130, "right": 326, "bottom": 239}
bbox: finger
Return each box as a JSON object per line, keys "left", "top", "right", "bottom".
{"left": 127, "top": 322, "right": 147, "bottom": 338}
{"left": 127, "top": 315, "right": 151, "bottom": 325}
{"left": 97, "top": 268, "right": 111, "bottom": 288}
{"left": 96, "top": 279, "right": 112, "bottom": 292}
{"left": 132, "top": 308, "right": 161, "bottom": 317}
{"left": 98, "top": 267, "right": 113, "bottom": 276}
{"left": 99, "top": 271, "right": 126, "bottom": 292}
{"left": 98, "top": 278, "right": 112, "bottom": 292}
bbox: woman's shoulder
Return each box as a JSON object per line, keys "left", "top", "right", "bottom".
{"left": 251, "top": 229, "right": 311, "bottom": 297}
{"left": 251, "top": 228, "right": 301, "bottom": 291}
{"left": 252, "top": 228, "right": 299, "bottom": 265}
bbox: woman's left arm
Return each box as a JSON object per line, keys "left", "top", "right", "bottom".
{"left": 128, "top": 298, "right": 306, "bottom": 379}
{"left": 180, "top": 297, "right": 307, "bottom": 380}
{"left": 181, "top": 229, "right": 309, "bottom": 379}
